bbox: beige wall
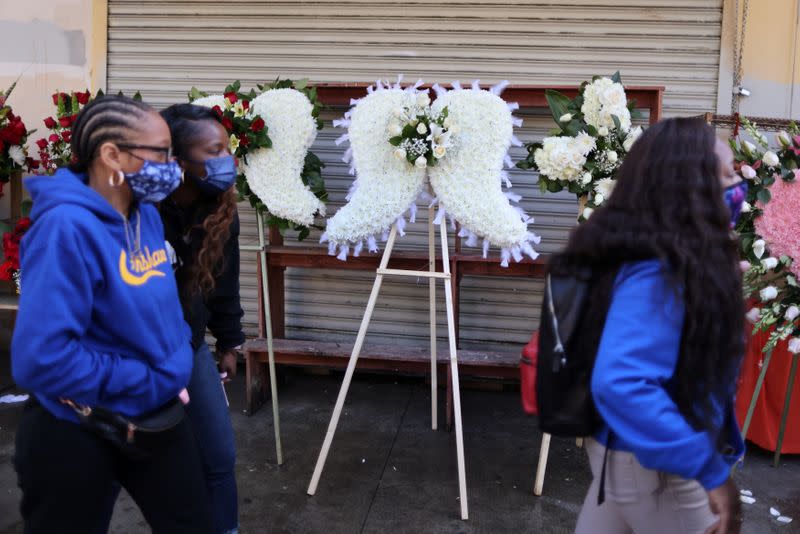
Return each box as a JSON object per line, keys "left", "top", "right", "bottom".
{"left": 0, "top": 0, "right": 106, "bottom": 218}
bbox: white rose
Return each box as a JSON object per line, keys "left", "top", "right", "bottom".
{"left": 433, "top": 145, "right": 447, "bottom": 159}
{"left": 416, "top": 122, "right": 428, "bottom": 135}
{"left": 597, "top": 126, "right": 609, "bottom": 137}
{"left": 580, "top": 172, "right": 593, "bottom": 185}
{"left": 743, "top": 140, "right": 757, "bottom": 154}
{"left": 559, "top": 113, "right": 573, "bottom": 122}
{"left": 741, "top": 201, "right": 751, "bottom": 213}
{"left": 582, "top": 207, "right": 594, "bottom": 219}
{"left": 762, "top": 257, "right": 779, "bottom": 270}
{"left": 606, "top": 150, "right": 618, "bottom": 163}
{"left": 416, "top": 93, "right": 430, "bottom": 107}
{"left": 789, "top": 338, "right": 800, "bottom": 355}
{"left": 443, "top": 117, "right": 453, "bottom": 129}
{"left": 600, "top": 84, "right": 627, "bottom": 109}
{"left": 409, "top": 118, "right": 419, "bottom": 127}
{"left": 8, "top": 145, "right": 26, "bottom": 167}
{"left": 394, "top": 148, "right": 407, "bottom": 160}
{"left": 785, "top": 305, "right": 800, "bottom": 322}
{"left": 753, "top": 239, "right": 766, "bottom": 259}
{"left": 746, "top": 307, "right": 761, "bottom": 324}
{"left": 388, "top": 123, "right": 402, "bottom": 136}
{"left": 414, "top": 156, "right": 427, "bottom": 168}
{"left": 760, "top": 285, "right": 779, "bottom": 301}
{"left": 762, "top": 151, "right": 779, "bottom": 168}
{"left": 741, "top": 165, "right": 757, "bottom": 179}
{"left": 594, "top": 193, "right": 605, "bottom": 205}
{"left": 777, "top": 131, "right": 792, "bottom": 147}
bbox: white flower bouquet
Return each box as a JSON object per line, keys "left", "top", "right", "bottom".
{"left": 388, "top": 93, "right": 452, "bottom": 168}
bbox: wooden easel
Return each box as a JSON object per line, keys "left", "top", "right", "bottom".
{"left": 306, "top": 202, "right": 469, "bottom": 520}
{"left": 241, "top": 209, "right": 283, "bottom": 465}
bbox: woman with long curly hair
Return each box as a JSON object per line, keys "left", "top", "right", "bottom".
{"left": 159, "top": 103, "right": 244, "bottom": 534}
{"left": 564, "top": 118, "right": 748, "bottom": 534}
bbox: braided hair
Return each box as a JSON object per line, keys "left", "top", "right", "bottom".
{"left": 69, "top": 95, "right": 152, "bottom": 172}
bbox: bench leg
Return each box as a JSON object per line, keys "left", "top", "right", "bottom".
{"left": 244, "top": 350, "right": 268, "bottom": 416}
{"left": 534, "top": 433, "right": 552, "bottom": 496}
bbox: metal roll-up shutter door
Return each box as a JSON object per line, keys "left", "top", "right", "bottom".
{"left": 108, "top": 1, "right": 723, "bottom": 352}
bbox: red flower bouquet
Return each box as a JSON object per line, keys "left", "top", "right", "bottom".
{"left": 0, "top": 82, "right": 34, "bottom": 196}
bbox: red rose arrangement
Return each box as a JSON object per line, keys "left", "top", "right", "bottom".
{"left": 1, "top": 216, "right": 31, "bottom": 292}
{"left": 35, "top": 90, "right": 92, "bottom": 174}
{"left": 0, "top": 82, "right": 34, "bottom": 197}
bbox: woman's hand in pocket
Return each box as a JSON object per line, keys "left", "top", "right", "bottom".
{"left": 705, "top": 477, "right": 742, "bottom": 534}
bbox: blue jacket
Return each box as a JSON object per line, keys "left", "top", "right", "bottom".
{"left": 11, "top": 168, "right": 193, "bottom": 423}
{"left": 591, "top": 260, "right": 744, "bottom": 491}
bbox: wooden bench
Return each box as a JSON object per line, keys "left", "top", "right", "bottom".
{"left": 243, "top": 337, "right": 519, "bottom": 422}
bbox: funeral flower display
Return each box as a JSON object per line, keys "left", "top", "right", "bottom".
{"left": 0, "top": 82, "right": 34, "bottom": 196}
{"left": 388, "top": 94, "right": 451, "bottom": 168}
{"left": 516, "top": 72, "right": 642, "bottom": 220}
{"left": 734, "top": 118, "right": 800, "bottom": 354}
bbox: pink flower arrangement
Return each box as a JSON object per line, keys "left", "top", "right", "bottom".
{"left": 755, "top": 170, "right": 800, "bottom": 278}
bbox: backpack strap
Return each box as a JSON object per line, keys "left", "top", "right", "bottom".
{"left": 597, "top": 430, "right": 614, "bottom": 506}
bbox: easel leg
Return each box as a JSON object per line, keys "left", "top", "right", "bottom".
{"left": 257, "top": 210, "right": 283, "bottom": 465}
{"left": 307, "top": 226, "right": 400, "bottom": 495}
{"left": 773, "top": 353, "right": 799, "bottom": 467}
{"left": 742, "top": 347, "right": 774, "bottom": 441}
{"left": 429, "top": 206, "right": 438, "bottom": 431}
{"left": 440, "top": 218, "right": 469, "bottom": 520}
{"left": 534, "top": 433, "right": 551, "bottom": 496}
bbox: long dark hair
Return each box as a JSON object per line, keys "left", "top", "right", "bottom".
{"left": 160, "top": 103, "right": 237, "bottom": 296}
{"left": 554, "top": 117, "right": 744, "bottom": 432}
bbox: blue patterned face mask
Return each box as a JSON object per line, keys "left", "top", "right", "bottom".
{"left": 724, "top": 181, "right": 748, "bottom": 228}
{"left": 124, "top": 160, "right": 183, "bottom": 203}
{"left": 191, "top": 155, "right": 237, "bottom": 196}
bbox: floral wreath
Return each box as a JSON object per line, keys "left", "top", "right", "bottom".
{"left": 733, "top": 118, "right": 800, "bottom": 354}
{"left": 190, "top": 79, "right": 327, "bottom": 240}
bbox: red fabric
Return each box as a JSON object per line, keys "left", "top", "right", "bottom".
{"left": 736, "top": 329, "right": 800, "bottom": 453}
{"left": 520, "top": 331, "right": 539, "bottom": 415}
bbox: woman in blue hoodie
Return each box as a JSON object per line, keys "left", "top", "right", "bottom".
{"left": 564, "top": 118, "right": 747, "bottom": 534}
{"left": 12, "top": 95, "right": 213, "bottom": 533}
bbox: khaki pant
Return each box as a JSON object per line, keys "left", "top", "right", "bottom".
{"left": 575, "top": 438, "right": 717, "bottom": 534}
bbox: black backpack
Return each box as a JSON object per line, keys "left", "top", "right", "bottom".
{"left": 536, "top": 266, "right": 614, "bottom": 437}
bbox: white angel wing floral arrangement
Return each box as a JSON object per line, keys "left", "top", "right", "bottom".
{"left": 516, "top": 72, "right": 643, "bottom": 220}
{"left": 322, "top": 78, "right": 540, "bottom": 267}
{"left": 733, "top": 118, "right": 800, "bottom": 354}
{"left": 189, "top": 79, "right": 327, "bottom": 240}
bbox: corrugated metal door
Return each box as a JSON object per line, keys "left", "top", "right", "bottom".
{"left": 107, "top": 1, "right": 723, "bottom": 351}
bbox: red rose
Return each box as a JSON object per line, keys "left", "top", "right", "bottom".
{"left": 59, "top": 115, "right": 74, "bottom": 128}
{"left": 250, "top": 117, "right": 265, "bottom": 132}
{"left": 0, "top": 260, "right": 14, "bottom": 282}
{"left": 0, "top": 115, "right": 27, "bottom": 146}
{"left": 43, "top": 116, "right": 57, "bottom": 129}
{"left": 52, "top": 92, "right": 69, "bottom": 105}
{"left": 211, "top": 105, "right": 223, "bottom": 118}
{"left": 62, "top": 130, "right": 71, "bottom": 143}
{"left": 76, "top": 90, "right": 91, "bottom": 105}
{"left": 224, "top": 91, "right": 238, "bottom": 104}
{"left": 16, "top": 217, "right": 31, "bottom": 232}
{"left": 221, "top": 116, "right": 233, "bottom": 131}
{"left": 48, "top": 133, "right": 60, "bottom": 143}
{"left": 36, "top": 138, "right": 48, "bottom": 149}
{"left": 242, "top": 100, "right": 250, "bottom": 111}
{"left": 239, "top": 135, "right": 249, "bottom": 148}
{"left": 26, "top": 157, "right": 39, "bottom": 170}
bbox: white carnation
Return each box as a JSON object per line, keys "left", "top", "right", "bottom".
{"left": 785, "top": 305, "right": 800, "bottom": 322}
{"left": 574, "top": 132, "right": 596, "bottom": 156}
{"left": 414, "top": 155, "right": 427, "bottom": 168}
{"left": 388, "top": 122, "right": 402, "bottom": 136}
{"left": 594, "top": 178, "right": 616, "bottom": 200}
{"left": 416, "top": 92, "right": 431, "bottom": 107}
{"left": 789, "top": 338, "right": 800, "bottom": 355}
{"left": 580, "top": 172, "right": 593, "bottom": 185}
{"left": 762, "top": 151, "right": 779, "bottom": 168}
{"left": 753, "top": 239, "right": 766, "bottom": 259}
{"left": 594, "top": 193, "right": 605, "bottom": 205}
{"left": 8, "top": 145, "right": 25, "bottom": 167}
{"left": 760, "top": 285, "right": 779, "bottom": 301}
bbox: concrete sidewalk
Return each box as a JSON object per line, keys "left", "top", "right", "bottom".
{"left": 1, "top": 364, "right": 798, "bottom": 533}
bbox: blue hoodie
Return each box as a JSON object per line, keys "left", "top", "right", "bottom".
{"left": 11, "top": 168, "right": 193, "bottom": 423}
{"left": 591, "top": 260, "right": 745, "bottom": 491}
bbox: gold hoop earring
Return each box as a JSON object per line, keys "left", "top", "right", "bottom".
{"left": 108, "top": 170, "right": 124, "bottom": 187}
{"left": 180, "top": 168, "right": 185, "bottom": 183}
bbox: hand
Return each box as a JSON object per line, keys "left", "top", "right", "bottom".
{"left": 218, "top": 349, "right": 238, "bottom": 380}
{"left": 178, "top": 388, "right": 190, "bottom": 405}
{"left": 705, "top": 477, "right": 742, "bottom": 534}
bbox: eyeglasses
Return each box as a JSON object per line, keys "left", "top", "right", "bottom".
{"left": 117, "top": 143, "right": 173, "bottom": 163}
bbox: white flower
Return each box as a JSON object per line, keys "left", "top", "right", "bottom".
{"left": 394, "top": 148, "right": 407, "bottom": 160}
{"left": 741, "top": 201, "right": 751, "bottom": 213}
{"left": 762, "top": 257, "right": 779, "bottom": 270}
{"left": 229, "top": 134, "right": 240, "bottom": 152}
{"left": 777, "top": 131, "right": 792, "bottom": 147}
{"left": 594, "top": 177, "right": 616, "bottom": 199}
{"left": 443, "top": 116, "right": 453, "bottom": 129}
{"left": 559, "top": 113, "right": 573, "bottom": 122}
{"left": 582, "top": 207, "right": 594, "bottom": 219}
{"left": 606, "top": 150, "right": 618, "bottom": 163}
{"left": 580, "top": 172, "right": 593, "bottom": 185}
{"left": 760, "top": 286, "right": 779, "bottom": 301}
{"left": 740, "top": 260, "right": 752, "bottom": 272}
{"left": 746, "top": 307, "right": 761, "bottom": 324}
{"left": 414, "top": 155, "right": 427, "bottom": 168}
{"left": 433, "top": 145, "right": 447, "bottom": 159}
{"left": 575, "top": 132, "right": 596, "bottom": 155}
{"left": 534, "top": 136, "right": 588, "bottom": 183}
{"left": 741, "top": 165, "right": 757, "bottom": 179}
{"left": 581, "top": 77, "right": 632, "bottom": 132}
{"left": 416, "top": 93, "right": 430, "bottom": 107}
{"left": 789, "top": 338, "right": 800, "bottom": 355}
{"left": 416, "top": 122, "right": 428, "bottom": 135}
{"left": 388, "top": 122, "right": 402, "bottom": 136}
{"left": 753, "top": 239, "right": 766, "bottom": 259}
{"left": 8, "top": 145, "right": 25, "bottom": 167}
{"left": 409, "top": 118, "right": 419, "bottom": 127}
{"left": 762, "top": 151, "right": 779, "bottom": 168}
{"left": 597, "top": 126, "right": 609, "bottom": 137}
{"left": 785, "top": 305, "right": 800, "bottom": 322}
{"left": 594, "top": 193, "right": 605, "bottom": 205}
{"left": 232, "top": 101, "right": 245, "bottom": 118}
{"left": 623, "top": 126, "right": 643, "bottom": 152}
{"left": 427, "top": 123, "right": 452, "bottom": 148}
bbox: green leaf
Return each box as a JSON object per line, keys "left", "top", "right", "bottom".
{"left": 297, "top": 226, "right": 310, "bottom": 241}
{"left": 611, "top": 114, "right": 622, "bottom": 131}
{"left": 188, "top": 87, "right": 207, "bottom": 102}
{"left": 402, "top": 124, "right": 417, "bottom": 137}
{"left": 544, "top": 89, "right": 573, "bottom": 127}
{"left": 585, "top": 124, "right": 598, "bottom": 137}
{"left": 563, "top": 119, "right": 583, "bottom": 137}
{"left": 548, "top": 127, "right": 563, "bottom": 136}
{"left": 610, "top": 71, "right": 622, "bottom": 84}
{"left": 546, "top": 180, "right": 563, "bottom": 193}
{"left": 757, "top": 188, "right": 772, "bottom": 204}
{"left": 20, "top": 199, "right": 32, "bottom": 217}
{"left": 293, "top": 78, "right": 308, "bottom": 90}
{"left": 788, "top": 276, "right": 798, "bottom": 287}
{"left": 388, "top": 136, "right": 403, "bottom": 146}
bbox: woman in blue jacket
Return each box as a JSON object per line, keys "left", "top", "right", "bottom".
{"left": 566, "top": 118, "right": 747, "bottom": 534}
{"left": 12, "top": 95, "right": 213, "bottom": 533}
